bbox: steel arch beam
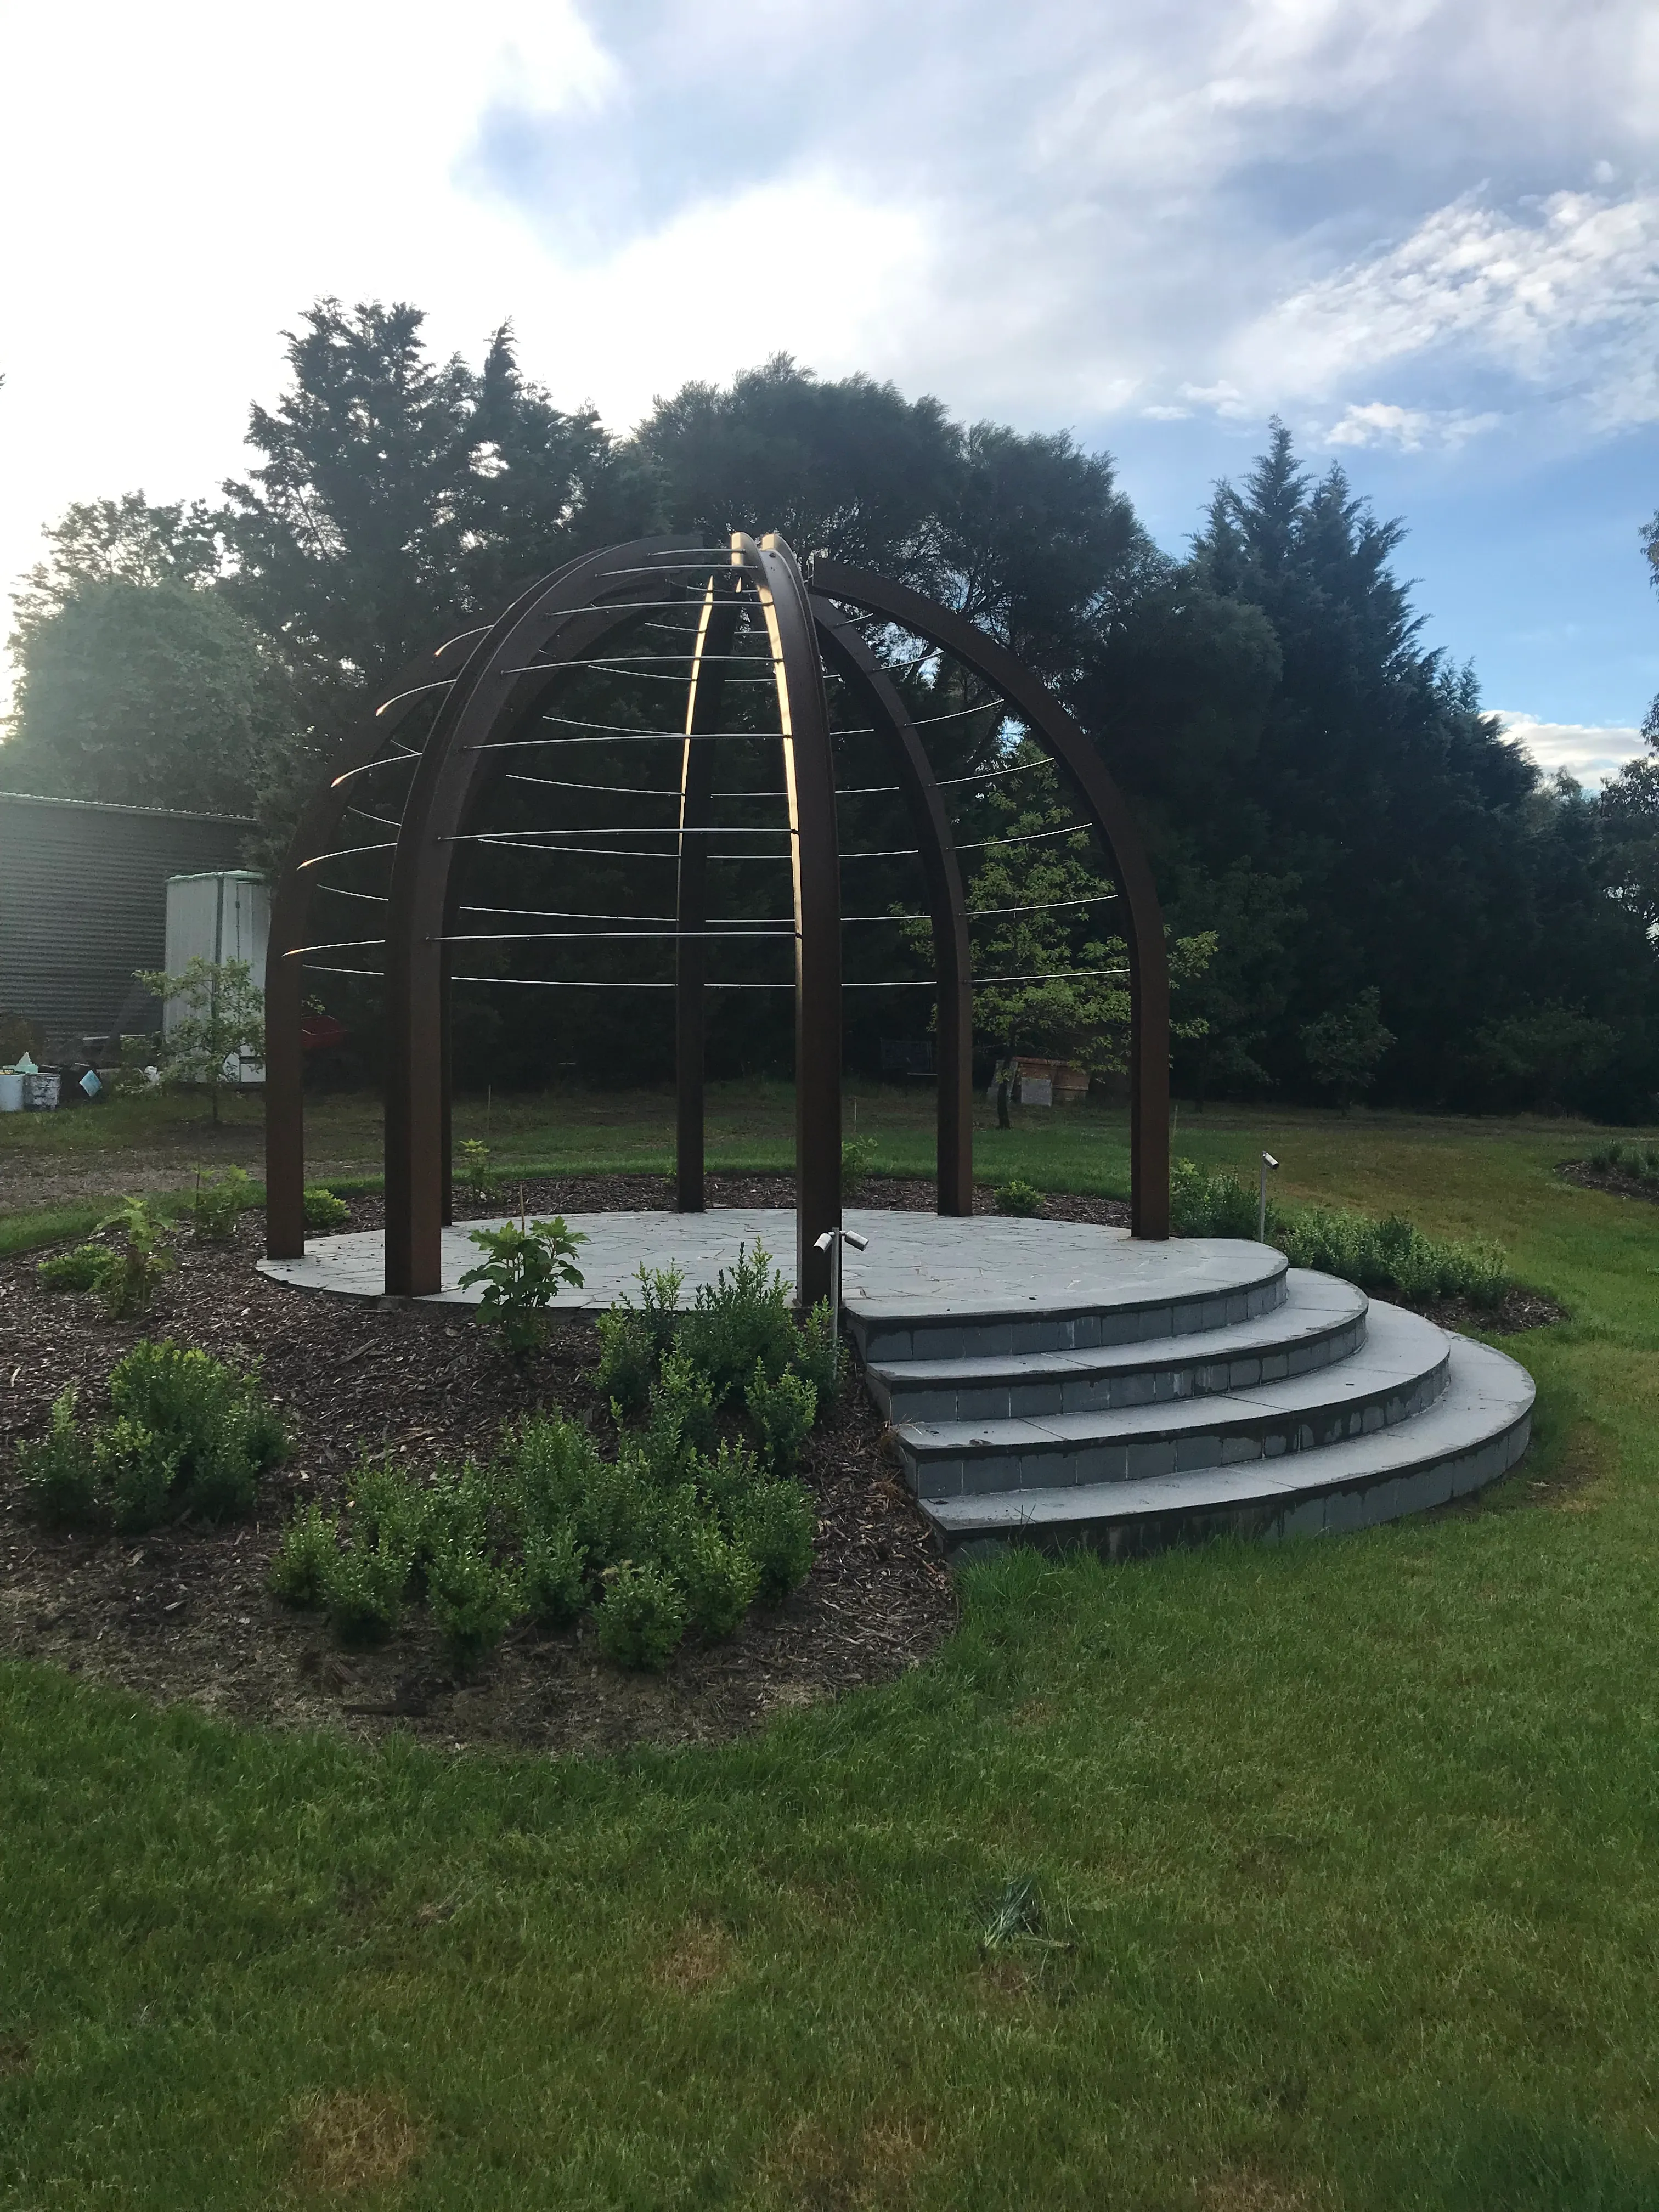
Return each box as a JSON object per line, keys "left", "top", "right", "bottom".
{"left": 264, "top": 627, "right": 481, "bottom": 1260}
{"left": 808, "top": 560, "right": 1170, "bottom": 1239}
{"left": 675, "top": 562, "right": 744, "bottom": 1212}
{"left": 811, "top": 595, "right": 974, "bottom": 1216}
{"left": 385, "top": 534, "right": 715, "bottom": 1294}
{"left": 751, "top": 534, "right": 842, "bottom": 1307}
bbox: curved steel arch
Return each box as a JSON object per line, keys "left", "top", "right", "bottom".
{"left": 264, "top": 624, "right": 482, "bottom": 1261}
{"left": 807, "top": 558, "right": 1171, "bottom": 1239}
{"left": 810, "top": 595, "right": 974, "bottom": 1217}
{"left": 268, "top": 531, "right": 1171, "bottom": 1312}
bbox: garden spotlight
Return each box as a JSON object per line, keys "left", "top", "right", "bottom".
{"left": 812, "top": 1227, "right": 868, "bottom": 1323}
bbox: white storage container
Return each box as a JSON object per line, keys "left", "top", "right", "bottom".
{"left": 163, "top": 871, "right": 270, "bottom": 1084}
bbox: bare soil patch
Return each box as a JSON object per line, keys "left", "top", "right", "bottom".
{"left": 0, "top": 1172, "right": 956, "bottom": 1756}
{"left": 1559, "top": 1159, "right": 1659, "bottom": 1207}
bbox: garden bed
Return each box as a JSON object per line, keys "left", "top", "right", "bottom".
{"left": 0, "top": 1173, "right": 961, "bottom": 1756}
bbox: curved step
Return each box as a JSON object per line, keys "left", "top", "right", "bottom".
{"left": 865, "top": 1269, "right": 1368, "bottom": 1425}
{"left": 845, "top": 1227, "right": 1288, "bottom": 1363}
{"left": 924, "top": 1335, "right": 1534, "bottom": 1557}
{"left": 892, "top": 1300, "right": 1450, "bottom": 1499}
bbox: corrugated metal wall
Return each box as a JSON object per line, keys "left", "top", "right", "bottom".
{"left": 0, "top": 792, "right": 255, "bottom": 1048}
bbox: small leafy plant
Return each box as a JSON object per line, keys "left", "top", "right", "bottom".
{"left": 16, "top": 1341, "right": 288, "bottom": 1533}
{"left": 91, "top": 1196, "right": 176, "bottom": 1318}
{"left": 457, "top": 1138, "right": 499, "bottom": 1201}
{"left": 841, "top": 1136, "right": 875, "bottom": 1199}
{"left": 745, "top": 1361, "right": 817, "bottom": 1476}
{"left": 191, "top": 1164, "right": 253, "bottom": 1240}
{"left": 994, "top": 1176, "right": 1044, "bottom": 1218}
{"left": 595, "top": 1560, "right": 686, "bottom": 1671}
{"left": 459, "top": 1215, "right": 588, "bottom": 1358}
{"left": 302, "top": 1185, "right": 351, "bottom": 1232}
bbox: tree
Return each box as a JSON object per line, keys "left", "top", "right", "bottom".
{"left": 902, "top": 745, "right": 1215, "bottom": 1090}
{"left": 131, "top": 958, "right": 265, "bottom": 1125}
{"left": 219, "top": 300, "right": 654, "bottom": 734}
{"left": 1300, "top": 989, "right": 1394, "bottom": 1113}
{"left": 3, "top": 495, "right": 295, "bottom": 816}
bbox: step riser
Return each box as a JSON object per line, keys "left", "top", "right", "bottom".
{"left": 851, "top": 1269, "right": 1288, "bottom": 1365}
{"left": 899, "top": 1355, "right": 1451, "bottom": 1499}
{"left": 870, "top": 1311, "right": 1368, "bottom": 1425}
{"left": 938, "top": 1407, "right": 1532, "bottom": 1561}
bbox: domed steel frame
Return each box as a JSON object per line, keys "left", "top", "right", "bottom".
{"left": 265, "top": 532, "right": 1171, "bottom": 1310}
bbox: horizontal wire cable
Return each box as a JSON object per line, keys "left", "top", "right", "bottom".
{"left": 843, "top": 892, "right": 1118, "bottom": 923}
{"left": 312, "top": 884, "right": 389, "bottom": 902}
{"left": 346, "top": 806, "right": 401, "bottom": 828}
{"left": 432, "top": 927, "right": 797, "bottom": 945}
{"left": 329, "top": 750, "right": 420, "bottom": 787}
{"left": 284, "top": 938, "right": 387, "bottom": 956}
{"left": 457, "top": 901, "right": 676, "bottom": 922}
{"left": 299, "top": 842, "right": 397, "bottom": 867}
{"left": 500, "top": 652, "right": 780, "bottom": 673}
{"left": 441, "top": 825, "right": 794, "bottom": 843}
{"left": 374, "top": 680, "right": 455, "bottom": 715}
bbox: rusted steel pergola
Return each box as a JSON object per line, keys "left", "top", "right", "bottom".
{"left": 264, "top": 532, "right": 1171, "bottom": 1308}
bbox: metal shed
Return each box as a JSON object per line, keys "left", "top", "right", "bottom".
{"left": 0, "top": 791, "right": 255, "bottom": 1053}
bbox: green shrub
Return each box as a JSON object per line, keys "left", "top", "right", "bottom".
{"left": 459, "top": 1216, "right": 588, "bottom": 1358}
{"left": 190, "top": 1165, "right": 253, "bottom": 1240}
{"left": 324, "top": 1534, "right": 410, "bottom": 1644}
{"left": 746, "top": 1361, "right": 817, "bottom": 1476}
{"left": 269, "top": 1502, "right": 338, "bottom": 1607}
{"left": 569, "top": 1450, "right": 654, "bottom": 1573}
{"left": 302, "top": 1185, "right": 351, "bottom": 1232}
{"left": 636, "top": 1349, "right": 718, "bottom": 1482}
{"left": 1273, "top": 1206, "right": 1509, "bottom": 1309}
{"left": 456, "top": 1137, "right": 499, "bottom": 1201}
{"left": 1588, "top": 1139, "right": 1659, "bottom": 1182}
{"left": 789, "top": 1298, "right": 844, "bottom": 1412}
{"left": 595, "top": 1560, "right": 686, "bottom": 1671}
{"left": 676, "top": 1243, "right": 797, "bottom": 1402}
{"left": 1169, "top": 1158, "right": 1259, "bottom": 1238}
{"left": 731, "top": 1480, "right": 816, "bottom": 1605}
{"left": 841, "top": 1136, "right": 875, "bottom": 1199}
{"left": 994, "top": 1176, "right": 1044, "bottom": 1218}
{"left": 108, "top": 1339, "right": 288, "bottom": 1521}
{"left": 346, "top": 1460, "right": 433, "bottom": 1564}
{"left": 632, "top": 1263, "right": 685, "bottom": 1354}
{"left": 595, "top": 1310, "right": 656, "bottom": 1414}
{"left": 427, "top": 1537, "right": 521, "bottom": 1666}
{"left": 522, "top": 1521, "right": 587, "bottom": 1628}
{"left": 18, "top": 1341, "right": 286, "bottom": 1534}
{"left": 663, "top": 1515, "right": 761, "bottom": 1641}
{"left": 91, "top": 1195, "right": 174, "bottom": 1317}
{"left": 504, "top": 1414, "right": 607, "bottom": 1532}
{"left": 16, "top": 1388, "right": 98, "bottom": 1523}
{"left": 95, "top": 1418, "right": 180, "bottom": 1534}
{"left": 36, "top": 1245, "right": 109, "bottom": 1295}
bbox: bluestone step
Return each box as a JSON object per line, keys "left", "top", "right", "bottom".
{"left": 864, "top": 1269, "right": 1368, "bottom": 1424}
{"left": 926, "top": 1335, "right": 1534, "bottom": 1558}
{"left": 891, "top": 1300, "right": 1450, "bottom": 1498}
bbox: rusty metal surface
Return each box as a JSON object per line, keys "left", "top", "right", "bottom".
{"left": 676, "top": 566, "right": 743, "bottom": 1212}
{"left": 753, "top": 534, "right": 842, "bottom": 1308}
{"left": 811, "top": 595, "right": 973, "bottom": 1217}
{"left": 807, "top": 558, "right": 1171, "bottom": 1239}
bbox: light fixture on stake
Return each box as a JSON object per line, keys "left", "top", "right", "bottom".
{"left": 1259, "top": 1152, "right": 1279, "bottom": 1243}
{"left": 812, "top": 1226, "right": 868, "bottom": 1327}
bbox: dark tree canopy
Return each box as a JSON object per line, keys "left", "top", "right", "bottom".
{"left": 6, "top": 319, "right": 1657, "bottom": 1117}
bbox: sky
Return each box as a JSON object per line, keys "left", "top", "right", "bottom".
{"left": 1, "top": 0, "right": 1656, "bottom": 780}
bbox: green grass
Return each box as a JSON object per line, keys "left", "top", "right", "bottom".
{"left": 8, "top": 1097, "right": 1659, "bottom": 2205}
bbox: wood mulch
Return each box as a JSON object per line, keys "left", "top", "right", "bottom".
{"left": 0, "top": 1174, "right": 968, "bottom": 1758}
{"left": 1558, "top": 1159, "right": 1659, "bottom": 1207}
{"left": 0, "top": 1169, "right": 1561, "bottom": 1753}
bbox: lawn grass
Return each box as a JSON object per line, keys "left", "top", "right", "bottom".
{"left": 6, "top": 1098, "right": 1659, "bottom": 2206}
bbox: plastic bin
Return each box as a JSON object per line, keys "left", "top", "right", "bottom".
{"left": 22, "top": 1070, "right": 60, "bottom": 1110}
{"left": 0, "top": 1071, "right": 22, "bottom": 1113}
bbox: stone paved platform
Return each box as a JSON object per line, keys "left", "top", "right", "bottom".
{"left": 256, "top": 1208, "right": 1280, "bottom": 1321}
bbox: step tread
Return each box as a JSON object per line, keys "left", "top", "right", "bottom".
{"left": 842, "top": 1226, "right": 1286, "bottom": 1324}
{"left": 924, "top": 1336, "right": 1534, "bottom": 1536}
{"left": 894, "top": 1300, "right": 1446, "bottom": 1457}
{"left": 868, "top": 1270, "right": 1365, "bottom": 1388}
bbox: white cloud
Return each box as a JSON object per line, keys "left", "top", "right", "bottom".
{"left": 1234, "top": 188, "right": 1659, "bottom": 428}
{"left": 1325, "top": 400, "right": 1504, "bottom": 450}
{"left": 1497, "top": 710, "right": 1646, "bottom": 786}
